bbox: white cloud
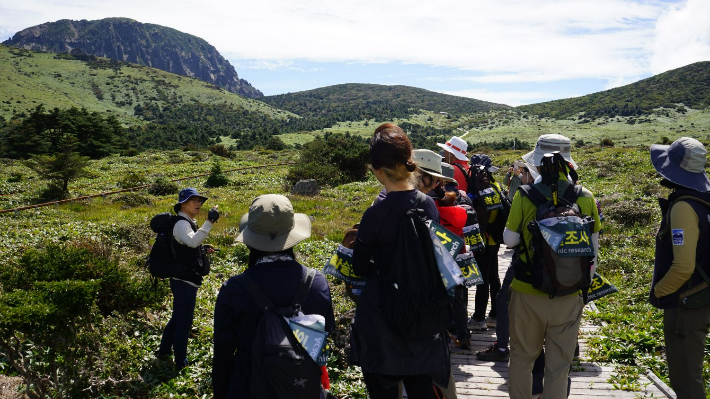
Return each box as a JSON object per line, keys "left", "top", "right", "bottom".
{"left": 0, "top": 0, "right": 704, "bottom": 97}
{"left": 650, "top": 0, "right": 710, "bottom": 74}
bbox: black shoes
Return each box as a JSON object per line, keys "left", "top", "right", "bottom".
{"left": 476, "top": 342, "right": 510, "bottom": 362}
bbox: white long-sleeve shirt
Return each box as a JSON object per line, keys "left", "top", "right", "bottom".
{"left": 173, "top": 211, "right": 213, "bottom": 248}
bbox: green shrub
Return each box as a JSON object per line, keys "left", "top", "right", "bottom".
{"left": 111, "top": 192, "right": 154, "bottom": 208}
{"left": 118, "top": 171, "right": 148, "bottom": 189}
{"left": 7, "top": 172, "right": 23, "bottom": 183}
{"left": 266, "top": 136, "right": 287, "bottom": 151}
{"left": 208, "top": 144, "right": 234, "bottom": 158}
{"left": 148, "top": 176, "right": 178, "bottom": 196}
{"left": 604, "top": 201, "right": 654, "bottom": 226}
{"left": 286, "top": 133, "right": 369, "bottom": 187}
{"left": 205, "top": 160, "right": 230, "bottom": 187}
{"left": 0, "top": 242, "right": 166, "bottom": 398}
{"left": 36, "top": 183, "right": 69, "bottom": 202}
{"left": 600, "top": 137, "right": 615, "bottom": 147}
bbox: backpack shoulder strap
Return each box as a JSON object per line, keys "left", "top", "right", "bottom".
{"left": 453, "top": 162, "right": 469, "bottom": 179}
{"left": 174, "top": 215, "right": 198, "bottom": 232}
{"left": 518, "top": 184, "right": 547, "bottom": 207}
{"left": 236, "top": 273, "right": 274, "bottom": 312}
{"left": 292, "top": 267, "right": 316, "bottom": 311}
{"left": 561, "top": 184, "right": 583, "bottom": 204}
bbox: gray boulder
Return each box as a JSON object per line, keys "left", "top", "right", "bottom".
{"left": 292, "top": 179, "right": 319, "bottom": 196}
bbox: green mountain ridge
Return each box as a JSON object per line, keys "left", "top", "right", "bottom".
{"left": 3, "top": 17, "right": 263, "bottom": 99}
{"left": 518, "top": 61, "right": 710, "bottom": 118}
{"left": 0, "top": 44, "right": 290, "bottom": 124}
{"left": 264, "top": 83, "right": 509, "bottom": 121}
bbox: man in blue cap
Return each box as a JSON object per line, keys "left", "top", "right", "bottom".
{"left": 157, "top": 187, "right": 220, "bottom": 371}
{"left": 649, "top": 137, "right": 710, "bottom": 399}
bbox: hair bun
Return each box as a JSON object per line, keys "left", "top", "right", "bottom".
{"left": 405, "top": 160, "right": 416, "bottom": 172}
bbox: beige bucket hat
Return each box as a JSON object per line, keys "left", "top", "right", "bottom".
{"left": 236, "top": 194, "right": 311, "bottom": 252}
{"left": 523, "top": 134, "right": 578, "bottom": 168}
{"left": 413, "top": 149, "right": 455, "bottom": 183}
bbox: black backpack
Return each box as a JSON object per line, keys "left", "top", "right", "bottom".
{"left": 237, "top": 268, "right": 324, "bottom": 399}
{"left": 453, "top": 163, "right": 510, "bottom": 243}
{"left": 147, "top": 213, "right": 179, "bottom": 278}
{"left": 380, "top": 192, "right": 454, "bottom": 338}
{"left": 516, "top": 184, "right": 594, "bottom": 299}
{"left": 147, "top": 213, "right": 210, "bottom": 279}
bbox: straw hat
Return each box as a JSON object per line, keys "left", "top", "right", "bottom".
{"left": 236, "top": 194, "right": 311, "bottom": 252}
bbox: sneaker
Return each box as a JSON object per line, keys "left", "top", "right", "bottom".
{"left": 476, "top": 343, "right": 509, "bottom": 362}
{"left": 485, "top": 316, "right": 497, "bottom": 328}
{"left": 456, "top": 337, "right": 471, "bottom": 350}
{"left": 468, "top": 318, "right": 488, "bottom": 331}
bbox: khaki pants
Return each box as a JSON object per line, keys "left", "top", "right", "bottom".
{"left": 664, "top": 305, "right": 710, "bottom": 399}
{"left": 508, "top": 290, "right": 583, "bottom": 399}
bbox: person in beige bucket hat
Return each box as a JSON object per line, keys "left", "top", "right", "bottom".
{"left": 213, "top": 194, "right": 335, "bottom": 398}
{"left": 649, "top": 137, "right": 710, "bottom": 399}
{"left": 236, "top": 194, "right": 312, "bottom": 252}
{"left": 522, "top": 134, "right": 578, "bottom": 180}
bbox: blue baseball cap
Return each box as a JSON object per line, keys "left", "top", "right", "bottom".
{"left": 174, "top": 188, "right": 208, "bottom": 213}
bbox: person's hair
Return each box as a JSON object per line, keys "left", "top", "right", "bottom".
{"left": 439, "top": 191, "right": 458, "bottom": 207}
{"left": 369, "top": 123, "right": 415, "bottom": 182}
{"left": 247, "top": 247, "right": 296, "bottom": 268}
{"left": 660, "top": 178, "right": 690, "bottom": 191}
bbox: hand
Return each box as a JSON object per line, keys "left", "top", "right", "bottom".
{"left": 208, "top": 206, "right": 220, "bottom": 223}
{"left": 204, "top": 244, "right": 217, "bottom": 254}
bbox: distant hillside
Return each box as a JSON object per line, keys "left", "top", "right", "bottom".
{"left": 519, "top": 61, "right": 710, "bottom": 119}
{"left": 0, "top": 44, "right": 302, "bottom": 151}
{"left": 3, "top": 17, "right": 263, "bottom": 99}
{"left": 263, "top": 83, "right": 509, "bottom": 123}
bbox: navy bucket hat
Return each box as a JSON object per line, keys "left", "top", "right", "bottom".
{"left": 174, "top": 187, "right": 208, "bottom": 213}
{"left": 650, "top": 137, "right": 710, "bottom": 192}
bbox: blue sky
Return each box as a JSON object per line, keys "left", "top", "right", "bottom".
{"left": 1, "top": 0, "right": 709, "bottom": 106}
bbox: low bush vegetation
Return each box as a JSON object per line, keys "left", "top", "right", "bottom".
{"left": 287, "top": 133, "right": 369, "bottom": 187}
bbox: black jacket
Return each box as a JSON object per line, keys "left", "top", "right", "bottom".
{"left": 351, "top": 190, "right": 450, "bottom": 386}
{"left": 212, "top": 260, "right": 335, "bottom": 399}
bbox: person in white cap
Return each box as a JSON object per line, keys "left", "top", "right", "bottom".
{"left": 502, "top": 134, "right": 601, "bottom": 399}
{"left": 438, "top": 136, "right": 471, "bottom": 192}
{"left": 649, "top": 137, "right": 710, "bottom": 399}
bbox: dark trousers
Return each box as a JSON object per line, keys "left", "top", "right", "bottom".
{"left": 363, "top": 373, "right": 439, "bottom": 399}
{"left": 159, "top": 279, "right": 199, "bottom": 367}
{"left": 453, "top": 285, "right": 471, "bottom": 340}
{"left": 473, "top": 244, "right": 501, "bottom": 320}
{"left": 664, "top": 305, "right": 710, "bottom": 399}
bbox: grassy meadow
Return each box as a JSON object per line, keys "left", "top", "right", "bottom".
{"left": 1, "top": 142, "right": 705, "bottom": 397}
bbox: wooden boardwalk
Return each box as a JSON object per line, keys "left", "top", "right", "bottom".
{"left": 446, "top": 248, "right": 672, "bottom": 398}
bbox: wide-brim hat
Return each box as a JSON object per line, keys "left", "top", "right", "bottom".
{"left": 413, "top": 149, "right": 451, "bottom": 181}
{"left": 236, "top": 194, "right": 312, "bottom": 252}
{"left": 437, "top": 136, "right": 469, "bottom": 162}
{"left": 441, "top": 162, "right": 458, "bottom": 185}
{"left": 174, "top": 187, "right": 208, "bottom": 213}
{"left": 523, "top": 134, "right": 578, "bottom": 168}
{"left": 650, "top": 137, "right": 710, "bottom": 192}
